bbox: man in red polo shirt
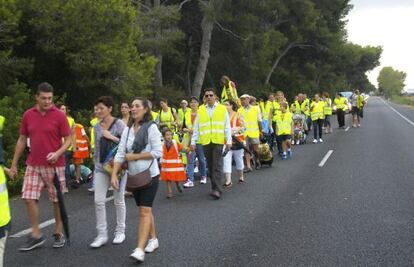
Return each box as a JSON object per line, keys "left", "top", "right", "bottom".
{"left": 9, "top": 82, "right": 71, "bottom": 251}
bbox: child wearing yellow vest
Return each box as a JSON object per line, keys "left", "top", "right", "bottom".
{"left": 275, "top": 103, "right": 294, "bottom": 159}
{"left": 310, "top": 94, "right": 326, "bottom": 143}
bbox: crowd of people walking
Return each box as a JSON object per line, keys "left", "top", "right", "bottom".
{"left": 0, "top": 77, "right": 366, "bottom": 264}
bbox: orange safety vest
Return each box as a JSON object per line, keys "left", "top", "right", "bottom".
{"left": 73, "top": 124, "right": 89, "bottom": 159}
{"left": 229, "top": 112, "right": 245, "bottom": 144}
{"left": 160, "top": 140, "right": 187, "bottom": 182}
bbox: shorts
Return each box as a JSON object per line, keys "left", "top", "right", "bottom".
{"left": 132, "top": 175, "right": 159, "bottom": 207}
{"left": 277, "top": 135, "right": 291, "bottom": 141}
{"left": 22, "top": 165, "right": 66, "bottom": 202}
{"left": 351, "top": 106, "right": 359, "bottom": 115}
{"left": 245, "top": 137, "right": 260, "bottom": 146}
{"left": 72, "top": 157, "right": 84, "bottom": 165}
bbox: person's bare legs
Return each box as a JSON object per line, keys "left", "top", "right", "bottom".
{"left": 53, "top": 202, "right": 63, "bottom": 234}
{"left": 245, "top": 151, "right": 252, "bottom": 170}
{"left": 149, "top": 213, "right": 157, "bottom": 240}
{"left": 137, "top": 207, "right": 153, "bottom": 250}
{"left": 25, "top": 200, "right": 41, "bottom": 237}
{"left": 75, "top": 164, "right": 81, "bottom": 182}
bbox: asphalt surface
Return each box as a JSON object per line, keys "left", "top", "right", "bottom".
{"left": 4, "top": 97, "right": 414, "bottom": 266}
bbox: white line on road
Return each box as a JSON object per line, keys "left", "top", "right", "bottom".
{"left": 381, "top": 98, "right": 414, "bottom": 127}
{"left": 10, "top": 195, "right": 115, "bottom": 238}
{"left": 345, "top": 126, "right": 350, "bottom": 132}
{"left": 318, "top": 150, "right": 334, "bottom": 167}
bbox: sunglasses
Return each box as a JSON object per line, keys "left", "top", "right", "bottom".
{"left": 205, "top": 94, "right": 214, "bottom": 97}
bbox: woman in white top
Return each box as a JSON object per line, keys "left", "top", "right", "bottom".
{"left": 112, "top": 97, "right": 162, "bottom": 263}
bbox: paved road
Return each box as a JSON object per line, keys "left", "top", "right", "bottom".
{"left": 4, "top": 97, "right": 414, "bottom": 266}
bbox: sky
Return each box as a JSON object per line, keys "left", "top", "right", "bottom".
{"left": 346, "top": 0, "right": 414, "bottom": 91}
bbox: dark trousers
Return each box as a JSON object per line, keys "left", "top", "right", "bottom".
{"left": 203, "top": 144, "right": 224, "bottom": 193}
{"left": 272, "top": 121, "right": 282, "bottom": 154}
{"left": 64, "top": 151, "right": 73, "bottom": 184}
{"left": 313, "top": 119, "right": 323, "bottom": 139}
{"left": 337, "top": 109, "right": 345, "bottom": 127}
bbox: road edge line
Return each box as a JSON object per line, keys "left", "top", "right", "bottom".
{"left": 318, "top": 150, "right": 334, "bottom": 167}
{"left": 381, "top": 98, "right": 414, "bottom": 127}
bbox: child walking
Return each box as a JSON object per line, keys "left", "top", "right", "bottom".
{"left": 275, "top": 102, "right": 294, "bottom": 159}
{"left": 160, "top": 128, "right": 186, "bottom": 198}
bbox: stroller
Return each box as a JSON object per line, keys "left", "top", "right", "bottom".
{"left": 258, "top": 137, "right": 274, "bottom": 167}
{"left": 292, "top": 114, "right": 307, "bottom": 145}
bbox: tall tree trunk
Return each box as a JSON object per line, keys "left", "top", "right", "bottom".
{"left": 184, "top": 34, "right": 193, "bottom": 95}
{"left": 191, "top": 0, "right": 223, "bottom": 98}
{"left": 153, "top": 0, "right": 163, "bottom": 89}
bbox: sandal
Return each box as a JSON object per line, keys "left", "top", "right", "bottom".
{"left": 223, "top": 182, "right": 233, "bottom": 188}
{"left": 243, "top": 168, "right": 253, "bottom": 173}
{"left": 238, "top": 179, "right": 245, "bottom": 184}
{"left": 166, "top": 192, "right": 173, "bottom": 199}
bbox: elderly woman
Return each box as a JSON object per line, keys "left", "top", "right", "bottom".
{"left": 111, "top": 97, "right": 162, "bottom": 263}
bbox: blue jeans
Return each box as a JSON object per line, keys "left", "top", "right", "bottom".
{"left": 186, "top": 144, "right": 207, "bottom": 182}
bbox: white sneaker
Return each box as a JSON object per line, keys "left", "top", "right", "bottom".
{"left": 130, "top": 248, "right": 145, "bottom": 262}
{"left": 296, "top": 140, "right": 300, "bottom": 145}
{"left": 312, "top": 139, "right": 318, "bottom": 144}
{"left": 112, "top": 233, "right": 125, "bottom": 244}
{"left": 87, "top": 187, "right": 94, "bottom": 192}
{"left": 108, "top": 186, "right": 114, "bottom": 191}
{"left": 319, "top": 138, "right": 323, "bottom": 143}
{"left": 90, "top": 236, "right": 108, "bottom": 248}
{"left": 200, "top": 177, "right": 207, "bottom": 184}
{"left": 194, "top": 166, "right": 199, "bottom": 173}
{"left": 183, "top": 181, "right": 194, "bottom": 188}
{"left": 144, "top": 238, "right": 159, "bottom": 253}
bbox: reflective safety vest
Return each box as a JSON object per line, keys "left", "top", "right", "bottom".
{"left": 334, "top": 97, "right": 347, "bottom": 111}
{"left": 221, "top": 81, "right": 240, "bottom": 105}
{"left": 66, "top": 116, "right": 75, "bottom": 151}
{"left": 151, "top": 111, "right": 159, "bottom": 123}
{"left": 0, "top": 116, "right": 4, "bottom": 164}
{"left": 0, "top": 116, "right": 11, "bottom": 230}
{"left": 160, "top": 140, "right": 186, "bottom": 181}
{"left": 323, "top": 99, "right": 332, "bottom": 116}
{"left": 272, "top": 101, "right": 289, "bottom": 121}
{"left": 73, "top": 124, "right": 89, "bottom": 159}
{"left": 159, "top": 107, "right": 176, "bottom": 129}
{"left": 230, "top": 112, "right": 245, "bottom": 143}
{"left": 275, "top": 112, "right": 293, "bottom": 135}
{"left": 310, "top": 101, "right": 326, "bottom": 121}
{"left": 357, "top": 95, "right": 365, "bottom": 109}
{"left": 183, "top": 111, "right": 198, "bottom": 145}
{"left": 294, "top": 100, "right": 310, "bottom": 116}
{"left": 238, "top": 105, "right": 260, "bottom": 138}
{"left": 259, "top": 101, "right": 272, "bottom": 121}
{"left": 198, "top": 104, "right": 227, "bottom": 145}
{"left": 90, "top": 117, "right": 98, "bottom": 150}
{"left": 177, "top": 108, "right": 190, "bottom": 125}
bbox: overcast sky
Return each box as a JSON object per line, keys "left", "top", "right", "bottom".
{"left": 346, "top": 0, "right": 414, "bottom": 90}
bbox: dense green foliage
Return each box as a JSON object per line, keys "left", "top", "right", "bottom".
{"left": 0, "top": 0, "right": 382, "bottom": 194}
{"left": 377, "top": 66, "right": 407, "bottom": 97}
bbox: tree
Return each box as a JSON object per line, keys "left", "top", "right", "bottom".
{"left": 378, "top": 67, "right": 406, "bottom": 97}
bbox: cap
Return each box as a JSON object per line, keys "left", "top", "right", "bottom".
{"left": 181, "top": 100, "right": 188, "bottom": 105}
{"left": 190, "top": 96, "right": 199, "bottom": 102}
{"left": 240, "top": 94, "right": 250, "bottom": 99}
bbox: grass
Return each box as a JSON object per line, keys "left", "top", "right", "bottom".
{"left": 390, "top": 95, "right": 414, "bottom": 107}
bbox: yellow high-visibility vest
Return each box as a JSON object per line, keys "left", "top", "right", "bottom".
{"left": 0, "top": 115, "right": 11, "bottom": 230}
{"left": 323, "top": 99, "right": 332, "bottom": 115}
{"left": 259, "top": 101, "right": 272, "bottom": 121}
{"left": 90, "top": 117, "right": 98, "bottom": 151}
{"left": 178, "top": 108, "right": 191, "bottom": 124}
{"left": 198, "top": 104, "right": 227, "bottom": 145}
{"left": 275, "top": 112, "right": 293, "bottom": 135}
{"left": 357, "top": 95, "right": 365, "bottom": 109}
{"left": 334, "top": 97, "right": 347, "bottom": 111}
{"left": 151, "top": 111, "right": 159, "bottom": 122}
{"left": 238, "top": 105, "right": 260, "bottom": 138}
{"left": 310, "top": 101, "right": 326, "bottom": 121}
{"left": 66, "top": 116, "right": 75, "bottom": 151}
{"left": 159, "top": 107, "right": 175, "bottom": 129}
{"left": 221, "top": 81, "right": 239, "bottom": 103}
{"left": 294, "top": 100, "right": 310, "bottom": 116}
{"left": 272, "top": 101, "right": 289, "bottom": 121}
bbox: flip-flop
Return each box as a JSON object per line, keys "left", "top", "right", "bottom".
{"left": 243, "top": 168, "right": 252, "bottom": 173}
{"left": 223, "top": 182, "right": 233, "bottom": 188}
{"left": 238, "top": 179, "right": 245, "bottom": 184}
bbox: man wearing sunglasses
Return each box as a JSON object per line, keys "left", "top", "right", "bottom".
{"left": 190, "top": 89, "right": 232, "bottom": 199}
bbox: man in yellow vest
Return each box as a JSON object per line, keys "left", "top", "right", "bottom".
{"left": 239, "top": 94, "right": 262, "bottom": 171}
{"left": 220, "top": 75, "right": 241, "bottom": 106}
{"left": 0, "top": 115, "right": 11, "bottom": 266}
{"left": 177, "top": 100, "right": 191, "bottom": 127}
{"left": 190, "top": 88, "right": 232, "bottom": 199}
{"left": 333, "top": 92, "right": 348, "bottom": 129}
{"left": 310, "top": 94, "right": 326, "bottom": 143}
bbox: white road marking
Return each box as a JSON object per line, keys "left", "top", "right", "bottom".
{"left": 318, "top": 150, "right": 334, "bottom": 167}
{"left": 345, "top": 126, "right": 350, "bottom": 132}
{"left": 10, "top": 195, "right": 115, "bottom": 238}
{"left": 381, "top": 98, "right": 414, "bottom": 127}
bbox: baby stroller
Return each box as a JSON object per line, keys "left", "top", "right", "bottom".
{"left": 292, "top": 114, "right": 307, "bottom": 145}
{"left": 258, "top": 138, "right": 274, "bottom": 167}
